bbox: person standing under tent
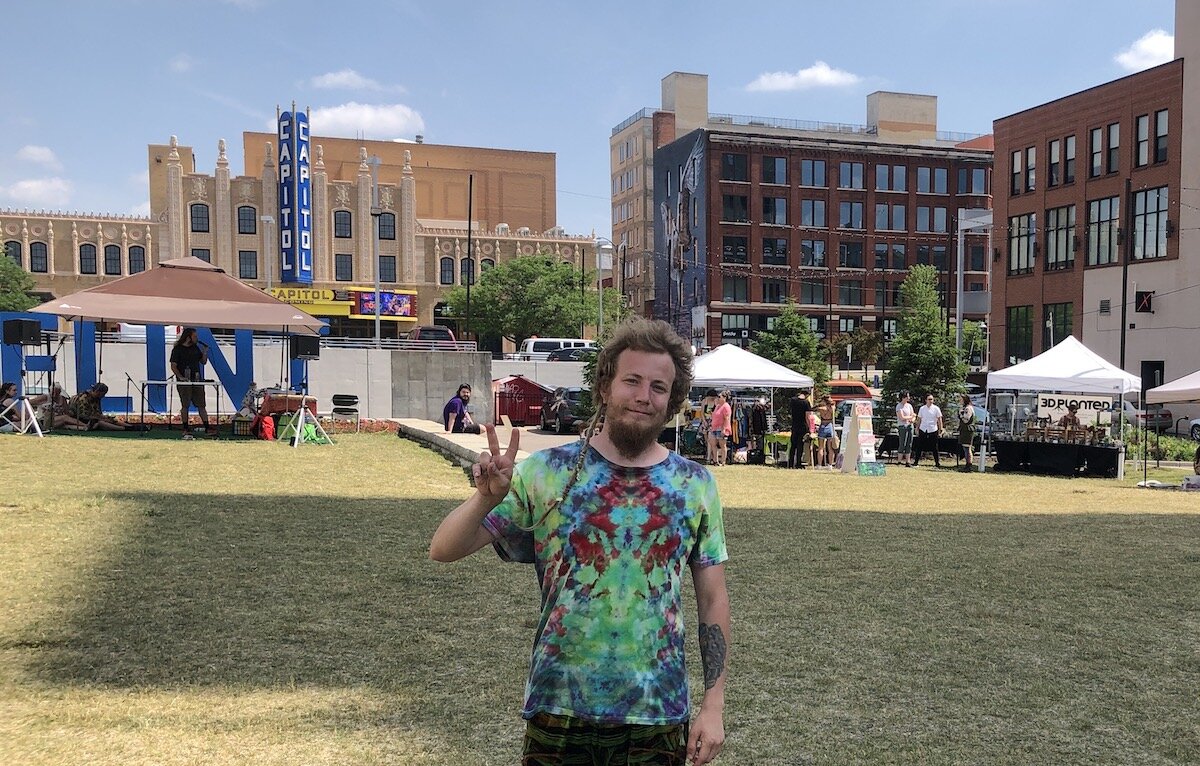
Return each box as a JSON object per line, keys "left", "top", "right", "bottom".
{"left": 170, "top": 328, "right": 215, "bottom": 435}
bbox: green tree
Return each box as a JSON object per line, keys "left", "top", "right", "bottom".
{"left": 444, "top": 254, "right": 604, "bottom": 345}
{"left": 0, "top": 255, "right": 37, "bottom": 311}
{"left": 823, "top": 326, "right": 885, "bottom": 373}
{"left": 881, "top": 265, "right": 967, "bottom": 413}
{"left": 749, "top": 300, "right": 828, "bottom": 391}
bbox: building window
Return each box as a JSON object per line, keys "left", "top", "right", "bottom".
{"left": 800, "top": 239, "right": 826, "bottom": 267}
{"left": 874, "top": 279, "right": 887, "bottom": 308}
{"left": 1136, "top": 115, "right": 1150, "bottom": 167}
{"left": 1106, "top": 123, "right": 1120, "bottom": 173}
{"left": 128, "top": 245, "right": 145, "bottom": 274}
{"left": 439, "top": 256, "right": 454, "bottom": 284}
{"left": 839, "top": 201, "right": 863, "bottom": 229}
{"left": 191, "top": 248, "right": 210, "bottom": 263}
{"left": 801, "top": 159, "right": 826, "bottom": 187}
{"left": 933, "top": 245, "right": 948, "bottom": 271}
{"left": 875, "top": 204, "right": 889, "bottom": 231}
{"left": 838, "top": 241, "right": 864, "bottom": 269}
{"left": 1155, "top": 109, "right": 1169, "bottom": 162}
{"left": 1064, "top": 135, "right": 1076, "bottom": 184}
{"left": 79, "top": 244, "right": 97, "bottom": 274}
{"left": 763, "top": 237, "right": 788, "bottom": 266}
{"left": 4, "top": 240, "right": 20, "bottom": 269}
{"left": 1044, "top": 302, "right": 1073, "bottom": 349}
{"left": 763, "top": 196, "right": 788, "bottom": 225}
{"left": 935, "top": 167, "right": 948, "bottom": 194}
{"left": 892, "top": 165, "right": 907, "bottom": 192}
{"left": 839, "top": 161, "right": 864, "bottom": 189}
{"left": 805, "top": 316, "right": 826, "bottom": 338}
{"left": 1045, "top": 205, "right": 1075, "bottom": 271}
{"left": 1048, "top": 140, "right": 1061, "bottom": 186}
{"left": 30, "top": 242, "right": 48, "bottom": 273}
{"left": 762, "top": 156, "right": 787, "bottom": 184}
{"left": 721, "top": 153, "right": 748, "bottom": 181}
{"left": 1089, "top": 128, "right": 1103, "bottom": 178}
{"left": 969, "top": 244, "right": 986, "bottom": 271}
{"left": 1133, "top": 186, "right": 1169, "bottom": 260}
{"left": 238, "top": 250, "right": 258, "bottom": 279}
{"left": 237, "top": 206, "right": 257, "bottom": 235}
{"left": 839, "top": 317, "right": 858, "bottom": 333}
{"left": 379, "top": 255, "right": 397, "bottom": 283}
{"left": 334, "top": 210, "right": 352, "bottom": 238}
{"left": 1008, "top": 213, "right": 1035, "bottom": 275}
{"left": 104, "top": 244, "right": 121, "bottom": 276}
{"left": 918, "top": 167, "right": 933, "bottom": 194}
{"left": 190, "top": 203, "right": 210, "bottom": 232}
{"left": 838, "top": 279, "right": 864, "bottom": 306}
{"left": 762, "top": 278, "right": 787, "bottom": 304}
{"left": 460, "top": 258, "right": 475, "bottom": 286}
{"left": 1009, "top": 152, "right": 1021, "bottom": 196}
{"left": 917, "top": 206, "right": 931, "bottom": 232}
{"left": 801, "top": 199, "right": 826, "bottom": 228}
{"left": 1024, "top": 147, "right": 1035, "bottom": 192}
{"left": 722, "top": 236, "right": 748, "bottom": 264}
{"left": 722, "top": 195, "right": 749, "bottom": 222}
{"left": 933, "top": 207, "right": 948, "bottom": 233}
{"left": 335, "top": 253, "right": 353, "bottom": 281}
{"left": 1006, "top": 305, "right": 1033, "bottom": 362}
{"left": 875, "top": 164, "right": 889, "bottom": 191}
{"left": 800, "top": 280, "right": 825, "bottom": 305}
{"left": 1087, "top": 197, "right": 1120, "bottom": 266}
{"left": 378, "top": 212, "right": 396, "bottom": 240}
{"left": 891, "top": 243, "right": 907, "bottom": 270}
{"left": 722, "top": 275, "right": 748, "bottom": 302}
{"left": 874, "top": 243, "right": 889, "bottom": 270}
{"left": 959, "top": 166, "right": 987, "bottom": 195}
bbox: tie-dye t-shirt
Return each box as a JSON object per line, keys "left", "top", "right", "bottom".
{"left": 483, "top": 441, "right": 727, "bottom": 725}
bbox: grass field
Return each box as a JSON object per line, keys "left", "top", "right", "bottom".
{"left": 1, "top": 432, "right": 1198, "bottom": 765}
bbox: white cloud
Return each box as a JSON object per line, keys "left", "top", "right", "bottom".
{"left": 16, "top": 145, "right": 62, "bottom": 171}
{"left": 169, "top": 53, "right": 195, "bottom": 73}
{"left": 746, "top": 62, "right": 862, "bottom": 92}
{"left": 128, "top": 170, "right": 150, "bottom": 187}
{"left": 129, "top": 200, "right": 152, "bottom": 217}
{"left": 278, "top": 102, "right": 425, "bottom": 139}
{"left": 309, "top": 68, "right": 404, "bottom": 93}
{"left": 1115, "top": 29, "right": 1174, "bottom": 72}
{"left": 0, "top": 177, "right": 73, "bottom": 207}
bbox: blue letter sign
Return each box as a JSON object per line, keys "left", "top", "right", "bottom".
{"left": 278, "top": 110, "right": 313, "bottom": 285}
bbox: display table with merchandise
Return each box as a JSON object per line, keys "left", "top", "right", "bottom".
{"left": 992, "top": 433, "right": 1121, "bottom": 478}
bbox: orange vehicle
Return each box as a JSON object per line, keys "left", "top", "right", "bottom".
{"left": 826, "top": 379, "right": 874, "bottom": 404}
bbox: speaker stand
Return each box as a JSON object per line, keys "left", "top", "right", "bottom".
{"left": 0, "top": 396, "right": 44, "bottom": 437}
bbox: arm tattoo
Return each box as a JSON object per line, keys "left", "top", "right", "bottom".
{"left": 698, "top": 622, "right": 727, "bottom": 690}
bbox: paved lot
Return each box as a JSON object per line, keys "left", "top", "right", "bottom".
{"left": 395, "top": 419, "right": 578, "bottom": 466}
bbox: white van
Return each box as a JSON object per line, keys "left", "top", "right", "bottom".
{"left": 514, "top": 337, "right": 595, "bottom": 362}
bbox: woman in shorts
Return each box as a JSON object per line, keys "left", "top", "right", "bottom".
{"left": 816, "top": 395, "right": 836, "bottom": 469}
{"left": 709, "top": 391, "right": 732, "bottom": 466}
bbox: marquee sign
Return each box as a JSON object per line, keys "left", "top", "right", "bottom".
{"left": 277, "top": 109, "right": 313, "bottom": 284}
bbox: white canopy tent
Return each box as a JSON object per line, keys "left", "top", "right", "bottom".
{"left": 1146, "top": 368, "right": 1200, "bottom": 404}
{"left": 692, "top": 344, "right": 814, "bottom": 389}
{"left": 986, "top": 336, "right": 1140, "bottom": 395}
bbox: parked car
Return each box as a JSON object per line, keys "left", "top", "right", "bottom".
{"left": 541, "top": 386, "right": 587, "bottom": 433}
{"left": 1189, "top": 417, "right": 1200, "bottom": 441}
{"left": 406, "top": 325, "right": 457, "bottom": 349}
{"left": 833, "top": 398, "right": 881, "bottom": 435}
{"left": 546, "top": 346, "right": 597, "bottom": 362}
{"left": 1119, "top": 400, "right": 1173, "bottom": 432}
{"left": 826, "top": 379, "right": 874, "bottom": 404}
{"left": 514, "top": 337, "right": 595, "bottom": 361}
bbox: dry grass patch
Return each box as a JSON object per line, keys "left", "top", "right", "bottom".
{"left": 1, "top": 434, "right": 1197, "bottom": 764}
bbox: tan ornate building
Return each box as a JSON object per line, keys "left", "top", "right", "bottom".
{"left": 4, "top": 130, "right": 596, "bottom": 345}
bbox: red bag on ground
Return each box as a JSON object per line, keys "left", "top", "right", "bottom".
{"left": 254, "top": 415, "right": 275, "bottom": 440}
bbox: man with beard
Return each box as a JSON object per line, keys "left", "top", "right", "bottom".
{"left": 430, "top": 317, "right": 730, "bottom": 766}
{"left": 443, "top": 383, "right": 481, "bottom": 434}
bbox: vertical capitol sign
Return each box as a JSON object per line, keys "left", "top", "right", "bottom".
{"left": 277, "top": 109, "right": 313, "bottom": 284}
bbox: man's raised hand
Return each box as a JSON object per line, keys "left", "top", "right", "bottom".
{"left": 473, "top": 425, "right": 520, "bottom": 502}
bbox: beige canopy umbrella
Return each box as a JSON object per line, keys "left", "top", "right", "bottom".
{"left": 30, "top": 256, "right": 325, "bottom": 334}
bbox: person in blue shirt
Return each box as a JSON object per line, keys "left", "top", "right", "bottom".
{"left": 443, "top": 383, "right": 481, "bottom": 434}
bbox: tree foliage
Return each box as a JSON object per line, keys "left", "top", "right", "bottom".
{"left": 443, "top": 254, "right": 624, "bottom": 346}
{"left": 881, "top": 265, "right": 967, "bottom": 411}
{"left": 823, "top": 326, "right": 885, "bottom": 372}
{"left": 749, "top": 300, "right": 828, "bottom": 391}
{"left": 0, "top": 255, "right": 37, "bottom": 312}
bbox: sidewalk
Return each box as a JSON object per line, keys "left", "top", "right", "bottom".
{"left": 396, "top": 419, "right": 579, "bottom": 468}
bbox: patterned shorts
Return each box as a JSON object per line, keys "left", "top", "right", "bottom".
{"left": 522, "top": 712, "right": 688, "bottom": 765}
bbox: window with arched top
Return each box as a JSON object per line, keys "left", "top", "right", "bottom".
{"left": 378, "top": 212, "right": 396, "bottom": 240}
{"left": 334, "top": 210, "right": 352, "bottom": 238}
{"left": 79, "top": 244, "right": 97, "bottom": 274}
{"left": 482, "top": 258, "right": 495, "bottom": 272}
{"left": 190, "top": 203, "right": 210, "bottom": 232}
{"left": 104, "top": 245, "right": 121, "bottom": 275}
{"left": 439, "top": 257, "right": 454, "bottom": 285}
{"left": 460, "top": 258, "right": 474, "bottom": 286}
{"left": 29, "top": 242, "right": 48, "bottom": 273}
{"left": 4, "top": 240, "right": 20, "bottom": 269}
{"left": 128, "top": 246, "right": 146, "bottom": 274}
{"left": 237, "top": 206, "right": 257, "bottom": 235}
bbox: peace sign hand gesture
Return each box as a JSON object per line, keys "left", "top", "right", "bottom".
{"left": 473, "top": 425, "right": 520, "bottom": 503}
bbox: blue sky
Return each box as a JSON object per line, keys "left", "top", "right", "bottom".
{"left": 0, "top": 0, "right": 1178, "bottom": 236}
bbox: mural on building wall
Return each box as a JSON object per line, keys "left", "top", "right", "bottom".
{"left": 278, "top": 108, "right": 313, "bottom": 285}
{"left": 655, "top": 132, "right": 707, "bottom": 339}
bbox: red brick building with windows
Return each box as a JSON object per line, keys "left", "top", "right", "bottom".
{"left": 991, "top": 59, "right": 1184, "bottom": 373}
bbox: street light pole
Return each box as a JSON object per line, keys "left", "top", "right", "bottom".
{"left": 594, "top": 237, "right": 615, "bottom": 338}
{"left": 368, "top": 156, "right": 382, "bottom": 348}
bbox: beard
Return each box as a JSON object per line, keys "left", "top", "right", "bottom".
{"left": 604, "top": 406, "right": 665, "bottom": 460}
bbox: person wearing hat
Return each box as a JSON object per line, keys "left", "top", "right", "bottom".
{"left": 1057, "top": 403, "right": 1081, "bottom": 428}
{"left": 67, "top": 383, "right": 127, "bottom": 431}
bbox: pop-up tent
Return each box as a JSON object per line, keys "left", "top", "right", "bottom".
{"left": 1146, "top": 368, "right": 1200, "bottom": 404}
{"left": 30, "top": 256, "right": 324, "bottom": 334}
{"left": 986, "top": 336, "right": 1140, "bottom": 395}
{"left": 692, "top": 343, "right": 814, "bottom": 389}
